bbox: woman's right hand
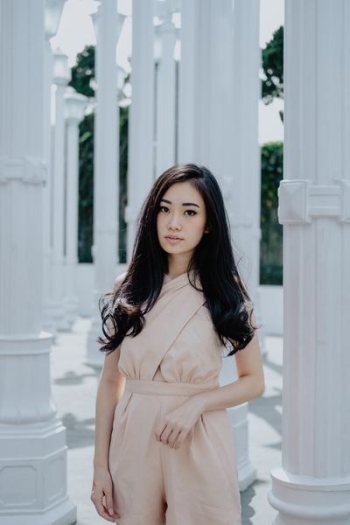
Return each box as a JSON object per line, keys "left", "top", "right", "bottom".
{"left": 91, "top": 466, "right": 120, "bottom": 522}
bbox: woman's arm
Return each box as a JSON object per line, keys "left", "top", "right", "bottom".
{"left": 93, "top": 349, "right": 126, "bottom": 469}
{"left": 93, "top": 271, "right": 127, "bottom": 468}
{"left": 154, "top": 311, "right": 265, "bottom": 449}
{"left": 194, "top": 311, "right": 265, "bottom": 413}
{"left": 91, "top": 272, "right": 127, "bottom": 521}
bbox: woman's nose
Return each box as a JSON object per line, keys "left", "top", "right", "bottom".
{"left": 168, "top": 212, "right": 182, "bottom": 229}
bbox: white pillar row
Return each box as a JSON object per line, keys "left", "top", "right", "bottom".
{"left": 268, "top": 1, "right": 350, "bottom": 523}
{"left": 230, "top": 0, "right": 267, "bottom": 357}
{"left": 0, "top": 1, "right": 76, "bottom": 524}
{"left": 64, "top": 87, "right": 87, "bottom": 326}
{"left": 86, "top": 0, "right": 122, "bottom": 367}
{"left": 52, "top": 48, "right": 71, "bottom": 331}
{"left": 125, "top": 0, "right": 155, "bottom": 260}
{"left": 154, "top": 0, "right": 178, "bottom": 176}
{"left": 42, "top": 0, "right": 67, "bottom": 338}
{"left": 178, "top": 0, "right": 257, "bottom": 491}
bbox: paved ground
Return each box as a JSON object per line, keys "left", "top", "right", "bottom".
{"left": 51, "top": 317, "right": 282, "bottom": 524}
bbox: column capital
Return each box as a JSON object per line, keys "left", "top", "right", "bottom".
{"left": 52, "top": 47, "right": 71, "bottom": 85}
{"left": 64, "top": 87, "right": 87, "bottom": 124}
{"left": 278, "top": 179, "right": 350, "bottom": 224}
{"left": 45, "top": 0, "right": 67, "bottom": 40}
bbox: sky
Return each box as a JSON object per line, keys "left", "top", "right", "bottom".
{"left": 51, "top": 0, "right": 284, "bottom": 145}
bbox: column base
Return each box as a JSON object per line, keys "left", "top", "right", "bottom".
{"left": 0, "top": 497, "right": 77, "bottom": 525}
{"left": 227, "top": 404, "right": 257, "bottom": 491}
{"left": 268, "top": 467, "right": 350, "bottom": 524}
{"left": 0, "top": 419, "right": 77, "bottom": 525}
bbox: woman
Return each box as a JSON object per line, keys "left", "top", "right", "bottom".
{"left": 91, "top": 163, "right": 265, "bottom": 524}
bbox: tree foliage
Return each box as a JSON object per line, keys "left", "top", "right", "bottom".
{"left": 260, "top": 142, "right": 283, "bottom": 285}
{"left": 69, "top": 45, "right": 95, "bottom": 98}
{"left": 261, "top": 26, "right": 283, "bottom": 122}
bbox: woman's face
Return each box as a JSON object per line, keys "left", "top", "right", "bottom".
{"left": 156, "top": 181, "right": 208, "bottom": 259}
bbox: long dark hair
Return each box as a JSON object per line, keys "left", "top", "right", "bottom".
{"left": 98, "top": 163, "right": 259, "bottom": 358}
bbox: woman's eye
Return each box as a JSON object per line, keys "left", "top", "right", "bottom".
{"left": 159, "top": 206, "right": 196, "bottom": 216}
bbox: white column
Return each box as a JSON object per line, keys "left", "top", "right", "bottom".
{"left": 64, "top": 87, "right": 87, "bottom": 325}
{"left": 268, "top": 1, "right": 350, "bottom": 523}
{"left": 42, "top": 0, "right": 67, "bottom": 338}
{"left": 86, "top": 0, "right": 121, "bottom": 367}
{"left": 155, "top": 0, "right": 177, "bottom": 176}
{"left": 0, "top": 1, "right": 76, "bottom": 524}
{"left": 230, "top": 0, "right": 266, "bottom": 356}
{"left": 178, "top": 0, "right": 257, "bottom": 491}
{"left": 52, "top": 48, "right": 71, "bottom": 331}
{"left": 125, "top": 0, "right": 155, "bottom": 260}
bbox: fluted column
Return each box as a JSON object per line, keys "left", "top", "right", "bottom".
{"left": 268, "top": 1, "right": 350, "bottom": 523}
{"left": 0, "top": 1, "right": 76, "bottom": 523}
{"left": 42, "top": 0, "right": 67, "bottom": 339}
{"left": 230, "top": 0, "right": 266, "bottom": 356}
{"left": 52, "top": 49, "right": 71, "bottom": 331}
{"left": 155, "top": 0, "right": 178, "bottom": 175}
{"left": 64, "top": 87, "right": 87, "bottom": 325}
{"left": 178, "top": 0, "right": 258, "bottom": 490}
{"left": 86, "top": 0, "right": 122, "bottom": 367}
{"left": 125, "top": 0, "right": 155, "bottom": 260}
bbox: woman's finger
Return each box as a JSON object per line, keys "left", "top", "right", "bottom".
{"left": 91, "top": 490, "right": 117, "bottom": 522}
{"left": 160, "top": 425, "right": 175, "bottom": 444}
{"left": 105, "top": 489, "right": 119, "bottom": 519}
{"left": 168, "top": 429, "right": 182, "bottom": 448}
{"left": 95, "top": 500, "right": 116, "bottom": 522}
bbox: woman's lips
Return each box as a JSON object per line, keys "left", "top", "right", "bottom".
{"left": 165, "top": 236, "right": 183, "bottom": 244}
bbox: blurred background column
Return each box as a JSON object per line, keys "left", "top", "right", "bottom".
{"left": 178, "top": 0, "right": 258, "bottom": 490}
{"left": 86, "top": 0, "right": 122, "bottom": 367}
{"left": 42, "top": 0, "right": 67, "bottom": 338}
{"left": 64, "top": 87, "right": 87, "bottom": 326}
{"left": 154, "top": 0, "right": 178, "bottom": 175}
{"left": 0, "top": 1, "right": 76, "bottom": 523}
{"left": 230, "top": 0, "right": 266, "bottom": 356}
{"left": 125, "top": 0, "right": 155, "bottom": 259}
{"left": 268, "top": 1, "right": 350, "bottom": 523}
{"left": 52, "top": 48, "right": 71, "bottom": 331}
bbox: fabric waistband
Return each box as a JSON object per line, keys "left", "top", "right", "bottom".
{"left": 124, "top": 378, "right": 219, "bottom": 397}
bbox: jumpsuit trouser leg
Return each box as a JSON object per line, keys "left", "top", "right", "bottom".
{"left": 109, "top": 379, "right": 242, "bottom": 525}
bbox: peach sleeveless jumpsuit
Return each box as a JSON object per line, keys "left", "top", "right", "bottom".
{"left": 108, "top": 270, "right": 242, "bottom": 524}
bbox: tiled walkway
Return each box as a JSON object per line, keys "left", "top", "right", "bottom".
{"left": 51, "top": 318, "right": 282, "bottom": 524}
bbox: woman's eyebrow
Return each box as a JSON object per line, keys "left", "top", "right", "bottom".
{"left": 160, "top": 198, "right": 200, "bottom": 208}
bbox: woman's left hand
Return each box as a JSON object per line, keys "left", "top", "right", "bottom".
{"left": 154, "top": 396, "right": 204, "bottom": 449}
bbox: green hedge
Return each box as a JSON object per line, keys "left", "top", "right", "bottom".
{"left": 260, "top": 141, "right": 283, "bottom": 285}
